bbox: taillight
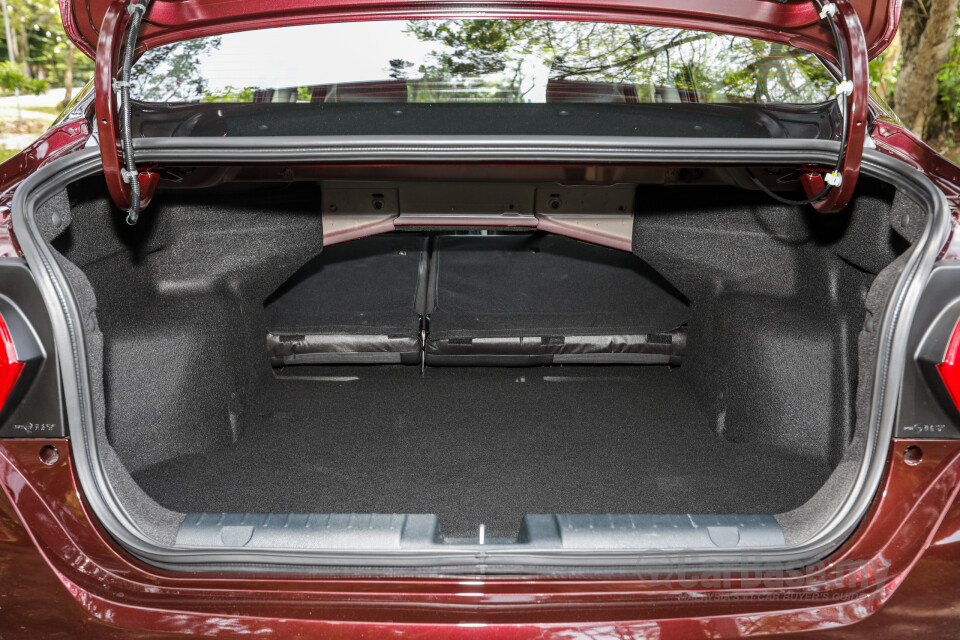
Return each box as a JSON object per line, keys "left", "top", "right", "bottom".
{"left": 936, "top": 319, "right": 960, "bottom": 411}
{"left": 0, "top": 313, "right": 24, "bottom": 411}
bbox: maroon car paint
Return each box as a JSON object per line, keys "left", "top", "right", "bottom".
{"left": 58, "top": 0, "right": 901, "bottom": 63}
{"left": 0, "top": 119, "right": 90, "bottom": 258}
{"left": 94, "top": 1, "right": 161, "bottom": 212}
{"left": 804, "top": 0, "right": 868, "bottom": 213}
{"left": 0, "top": 438, "right": 958, "bottom": 637}
{"left": 0, "top": 1, "right": 956, "bottom": 636}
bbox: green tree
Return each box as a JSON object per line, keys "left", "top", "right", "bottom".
{"left": 133, "top": 37, "right": 223, "bottom": 101}
{"left": 0, "top": 59, "right": 44, "bottom": 93}
{"left": 401, "top": 19, "right": 832, "bottom": 104}
{"left": 935, "top": 11, "right": 960, "bottom": 128}
{"left": 0, "top": 0, "right": 92, "bottom": 99}
{"left": 892, "top": 0, "right": 960, "bottom": 138}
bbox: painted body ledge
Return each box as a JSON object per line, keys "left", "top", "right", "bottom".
{"left": 0, "top": 438, "right": 959, "bottom": 637}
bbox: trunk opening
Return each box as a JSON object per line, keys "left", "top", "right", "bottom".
{"left": 22, "top": 156, "right": 936, "bottom": 568}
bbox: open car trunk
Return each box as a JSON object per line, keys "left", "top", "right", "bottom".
{"left": 33, "top": 165, "right": 929, "bottom": 564}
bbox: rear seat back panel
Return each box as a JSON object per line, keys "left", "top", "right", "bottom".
{"left": 264, "top": 231, "right": 688, "bottom": 368}
{"left": 265, "top": 235, "right": 427, "bottom": 366}
{"left": 424, "top": 233, "right": 689, "bottom": 365}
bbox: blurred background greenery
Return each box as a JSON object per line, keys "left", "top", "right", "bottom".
{"left": 0, "top": 0, "right": 93, "bottom": 160}
{"left": 0, "top": 0, "right": 958, "bottom": 164}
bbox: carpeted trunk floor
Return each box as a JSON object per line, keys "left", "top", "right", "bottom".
{"left": 133, "top": 366, "right": 834, "bottom": 538}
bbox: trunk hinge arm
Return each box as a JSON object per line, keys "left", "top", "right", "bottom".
{"left": 749, "top": 0, "right": 868, "bottom": 213}
{"left": 94, "top": 0, "right": 158, "bottom": 225}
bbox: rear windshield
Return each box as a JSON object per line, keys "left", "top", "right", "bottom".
{"left": 132, "top": 20, "right": 834, "bottom": 106}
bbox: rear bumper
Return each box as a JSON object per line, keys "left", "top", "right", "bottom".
{"left": 1, "top": 437, "right": 958, "bottom": 638}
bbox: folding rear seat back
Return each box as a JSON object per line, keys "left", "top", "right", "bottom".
{"left": 424, "top": 233, "right": 688, "bottom": 365}
{"left": 265, "top": 235, "right": 427, "bottom": 365}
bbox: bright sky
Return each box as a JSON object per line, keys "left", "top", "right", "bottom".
{"left": 199, "top": 22, "right": 445, "bottom": 91}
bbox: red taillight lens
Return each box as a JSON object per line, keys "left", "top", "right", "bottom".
{"left": 0, "top": 313, "right": 24, "bottom": 410}
{"left": 936, "top": 318, "right": 960, "bottom": 411}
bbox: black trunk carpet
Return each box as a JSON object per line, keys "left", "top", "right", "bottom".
{"left": 133, "top": 366, "right": 834, "bottom": 538}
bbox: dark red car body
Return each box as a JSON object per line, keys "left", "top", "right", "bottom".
{"left": 3, "top": 0, "right": 960, "bottom": 637}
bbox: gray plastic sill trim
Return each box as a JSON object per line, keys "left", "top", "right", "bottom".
{"left": 10, "top": 137, "right": 950, "bottom": 574}
{"left": 176, "top": 513, "right": 785, "bottom": 551}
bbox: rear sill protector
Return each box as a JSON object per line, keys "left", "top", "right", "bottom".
{"left": 177, "top": 513, "right": 785, "bottom": 550}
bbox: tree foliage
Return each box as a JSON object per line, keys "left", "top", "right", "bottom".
{"left": 0, "top": 59, "right": 44, "bottom": 93}
{"left": 133, "top": 37, "right": 223, "bottom": 101}
{"left": 0, "top": 0, "right": 91, "bottom": 88}
{"left": 937, "top": 22, "right": 960, "bottom": 125}
{"left": 398, "top": 20, "right": 832, "bottom": 104}
{"left": 882, "top": 0, "right": 960, "bottom": 138}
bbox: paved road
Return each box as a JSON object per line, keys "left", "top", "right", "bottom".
{"left": 0, "top": 88, "right": 77, "bottom": 109}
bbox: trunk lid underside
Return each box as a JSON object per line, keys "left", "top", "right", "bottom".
{"left": 62, "top": 0, "right": 900, "bottom": 61}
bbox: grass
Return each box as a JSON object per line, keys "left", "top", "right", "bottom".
{"left": 0, "top": 147, "right": 22, "bottom": 162}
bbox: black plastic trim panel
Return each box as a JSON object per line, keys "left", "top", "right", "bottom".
{"left": 0, "top": 258, "right": 64, "bottom": 438}
{"left": 897, "top": 263, "right": 960, "bottom": 438}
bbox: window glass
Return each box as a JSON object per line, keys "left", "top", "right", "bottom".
{"left": 132, "top": 20, "right": 834, "bottom": 106}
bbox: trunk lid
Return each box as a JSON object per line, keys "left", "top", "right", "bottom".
{"left": 81, "top": 0, "right": 878, "bottom": 217}
{"left": 60, "top": 0, "right": 901, "bottom": 61}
